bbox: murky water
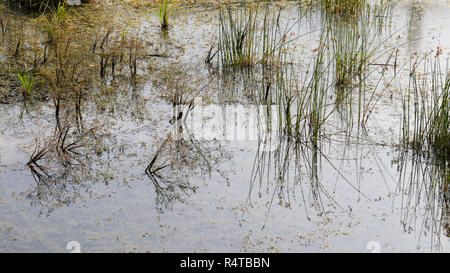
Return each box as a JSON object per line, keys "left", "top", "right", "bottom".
{"left": 0, "top": 0, "right": 449, "bottom": 252}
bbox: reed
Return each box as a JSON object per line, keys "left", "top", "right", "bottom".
{"left": 321, "top": 0, "right": 366, "bottom": 18}
{"left": 158, "top": 0, "right": 171, "bottom": 30}
{"left": 401, "top": 51, "right": 449, "bottom": 163}
{"left": 218, "top": 2, "right": 291, "bottom": 67}
{"left": 253, "top": 0, "right": 401, "bottom": 144}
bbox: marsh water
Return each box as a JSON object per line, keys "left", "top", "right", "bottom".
{"left": 0, "top": 0, "right": 449, "bottom": 252}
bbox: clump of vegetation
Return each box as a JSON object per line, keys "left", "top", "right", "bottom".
{"left": 3, "top": 0, "right": 61, "bottom": 11}
{"left": 35, "top": 2, "right": 97, "bottom": 129}
{"left": 218, "top": 2, "right": 292, "bottom": 67}
{"left": 0, "top": 1, "right": 149, "bottom": 127}
{"left": 95, "top": 27, "right": 147, "bottom": 81}
{"left": 17, "top": 69, "right": 37, "bottom": 99}
{"left": 158, "top": 0, "right": 171, "bottom": 30}
{"left": 256, "top": 4, "right": 399, "bottom": 143}
{"left": 401, "top": 50, "right": 449, "bottom": 163}
{"left": 328, "top": 19, "right": 364, "bottom": 87}
{"left": 0, "top": 4, "right": 8, "bottom": 35}
{"left": 429, "top": 84, "right": 449, "bottom": 162}
{"left": 321, "top": 0, "right": 366, "bottom": 17}
{"left": 2, "top": 0, "right": 90, "bottom": 12}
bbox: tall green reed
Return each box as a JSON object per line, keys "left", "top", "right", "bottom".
{"left": 218, "top": 3, "right": 291, "bottom": 67}
{"left": 401, "top": 50, "right": 449, "bottom": 163}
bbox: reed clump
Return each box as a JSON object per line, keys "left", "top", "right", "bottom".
{"left": 321, "top": 0, "right": 366, "bottom": 17}
{"left": 158, "top": 0, "right": 171, "bottom": 30}
{"left": 401, "top": 51, "right": 449, "bottom": 163}
{"left": 218, "top": 2, "right": 291, "bottom": 67}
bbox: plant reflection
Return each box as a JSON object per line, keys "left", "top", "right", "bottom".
{"left": 24, "top": 124, "right": 103, "bottom": 216}
{"left": 145, "top": 129, "right": 230, "bottom": 213}
{"left": 394, "top": 149, "right": 449, "bottom": 249}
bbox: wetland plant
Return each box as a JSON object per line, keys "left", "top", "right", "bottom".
{"left": 33, "top": 3, "right": 147, "bottom": 128}
{"left": 401, "top": 51, "right": 449, "bottom": 163}
{"left": 321, "top": 0, "right": 402, "bottom": 133}
{"left": 218, "top": 3, "right": 291, "bottom": 67}
{"left": 217, "top": 0, "right": 399, "bottom": 143}
{"left": 0, "top": 18, "right": 6, "bottom": 35}
{"left": 158, "top": 0, "right": 171, "bottom": 30}
{"left": 1, "top": 0, "right": 90, "bottom": 12}
{"left": 321, "top": 0, "right": 366, "bottom": 18}
{"left": 17, "top": 69, "right": 36, "bottom": 99}
{"left": 397, "top": 51, "right": 448, "bottom": 242}
{"left": 0, "top": 5, "right": 8, "bottom": 35}
{"left": 127, "top": 33, "right": 145, "bottom": 81}
{"left": 95, "top": 26, "right": 146, "bottom": 81}
{"left": 325, "top": 0, "right": 396, "bottom": 88}
{"left": 38, "top": 5, "right": 93, "bottom": 129}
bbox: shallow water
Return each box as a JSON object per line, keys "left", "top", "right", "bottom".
{"left": 0, "top": 0, "right": 449, "bottom": 252}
